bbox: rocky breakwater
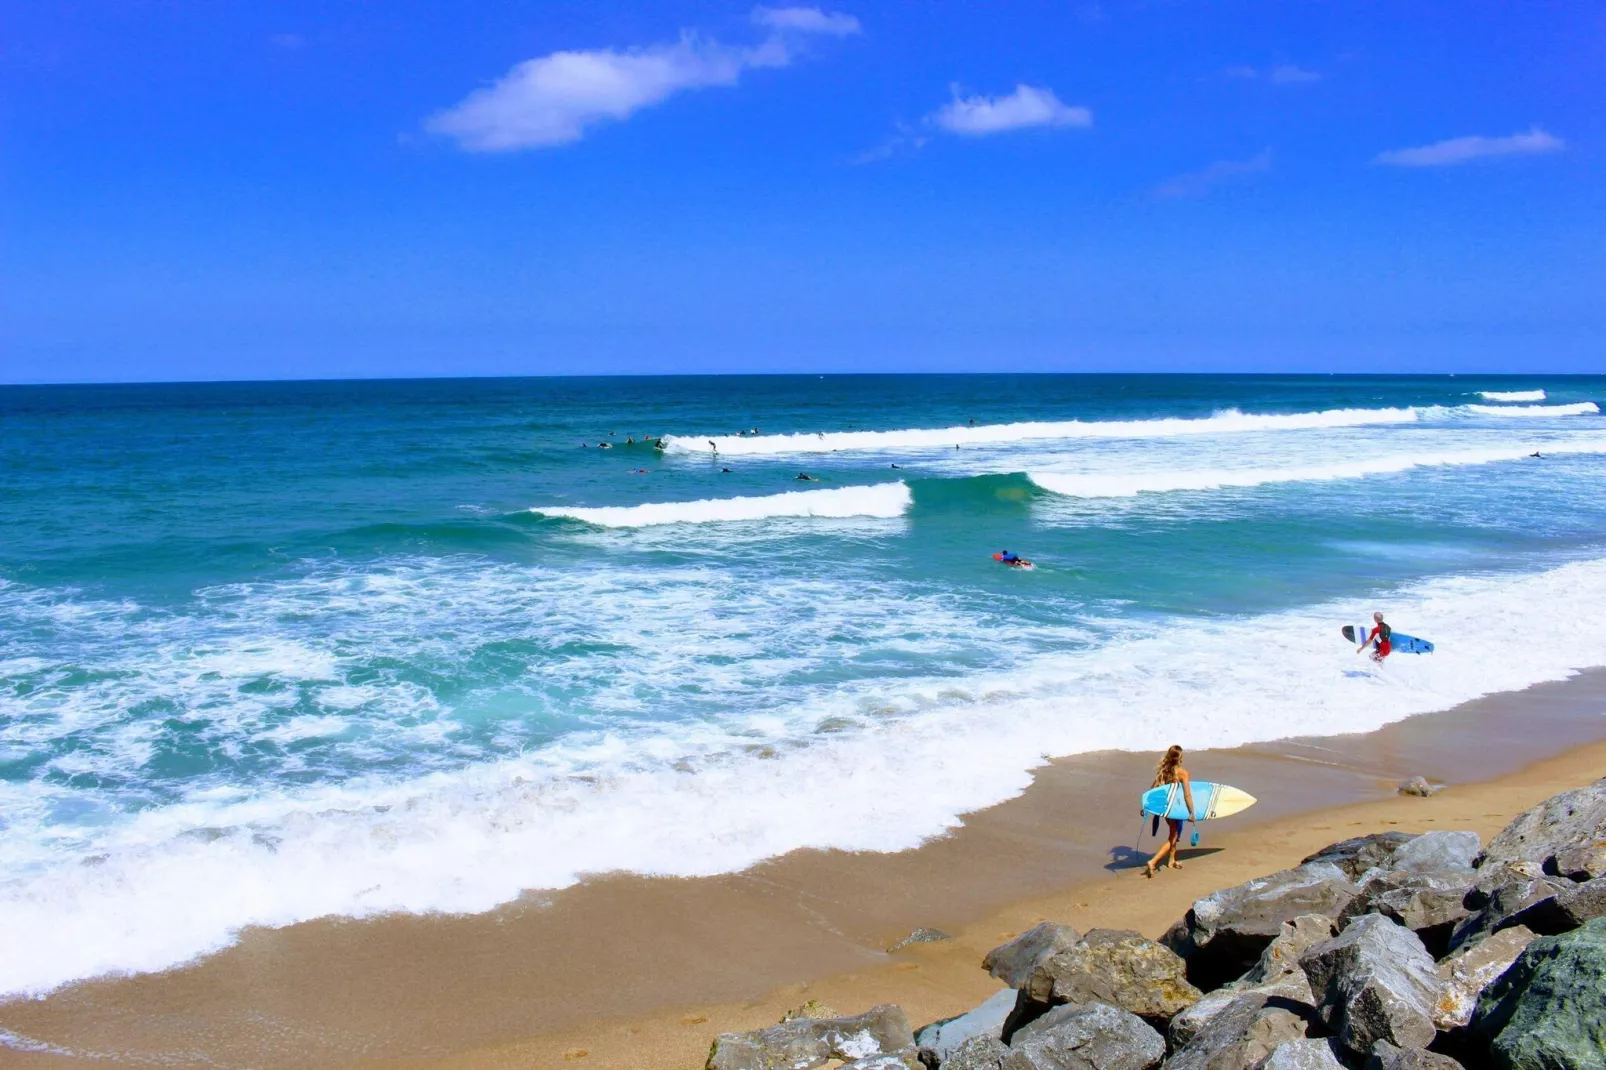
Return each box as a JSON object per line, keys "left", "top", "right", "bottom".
{"left": 703, "top": 777, "right": 1606, "bottom": 1070}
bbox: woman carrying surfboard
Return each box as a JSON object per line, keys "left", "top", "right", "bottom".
{"left": 1143, "top": 746, "right": 1193, "bottom": 878}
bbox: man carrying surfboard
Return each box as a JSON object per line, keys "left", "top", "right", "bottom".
{"left": 1357, "top": 611, "right": 1392, "bottom": 662}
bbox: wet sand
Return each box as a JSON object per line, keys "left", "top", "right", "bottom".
{"left": 3, "top": 671, "right": 1604, "bottom": 1069}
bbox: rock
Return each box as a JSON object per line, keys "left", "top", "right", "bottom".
{"left": 1463, "top": 861, "right": 1548, "bottom": 911}
{"left": 1164, "top": 985, "right": 1319, "bottom": 1070}
{"left": 1389, "top": 831, "right": 1481, "bottom": 873}
{"left": 1166, "top": 863, "right": 1359, "bottom": 989}
{"left": 1481, "top": 778, "right": 1606, "bottom": 870}
{"left": 1447, "top": 870, "right": 1572, "bottom": 953}
{"left": 1497, "top": 875, "right": 1606, "bottom": 936}
{"left": 945, "top": 1035, "right": 1010, "bottom": 1070}
{"left": 1473, "top": 916, "right": 1606, "bottom": 1070}
{"left": 1546, "top": 844, "right": 1606, "bottom": 882}
{"left": 706, "top": 1004, "right": 916, "bottom": 1070}
{"left": 1433, "top": 925, "right": 1537, "bottom": 1030}
{"left": 1299, "top": 914, "right": 1439, "bottom": 1058}
{"left": 841, "top": 1053, "right": 925, "bottom": 1070}
{"left": 916, "top": 989, "right": 1017, "bottom": 1063}
{"left": 1022, "top": 929, "right": 1200, "bottom": 1022}
{"left": 890, "top": 927, "right": 954, "bottom": 953}
{"left": 986, "top": 924, "right": 1083, "bottom": 989}
{"left": 1166, "top": 987, "right": 1241, "bottom": 1051}
{"left": 1338, "top": 870, "right": 1474, "bottom": 958}
{"left": 1398, "top": 777, "right": 1439, "bottom": 798}
{"left": 1365, "top": 1040, "right": 1466, "bottom": 1069}
{"left": 1241, "top": 915, "right": 1336, "bottom": 987}
{"left": 782, "top": 1000, "right": 841, "bottom": 1022}
{"left": 1000, "top": 1002, "right": 1164, "bottom": 1070}
{"left": 1303, "top": 833, "right": 1419, "bottom": 882}
{"left": 1261, "top": 1038, "right": 1348, "bottom": 1069}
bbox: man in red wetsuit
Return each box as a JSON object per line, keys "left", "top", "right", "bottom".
{"left": 1357, "top": 611, "right": 1392, "bottom": 662}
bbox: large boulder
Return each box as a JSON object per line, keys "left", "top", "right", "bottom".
{"left": 1299, "top": 915, "right": 1439, "bottom": 1058}
{"left": 1022, "top": 929, "right": 1200, "bottom": 1022}
{"left": 1165, "top": 863, "right": 1359, "bottom": 989}
{"left": 916, "top": 989, "right": 1017, "bottom": 1064}
{"left": 1303, "top": 833, "right": 1419, "bottom": 882}
{"left": 706, "top": 1005, "right": 916, "bottom": 1070}
{"left": 986, "top": 924, "right": 1084, "bottom": 989}
{"left": 1260, "top": 1038, "right": 1348, "bottom": 1069}
{"left": 1546, "top": 844, "right": 1606, "bottom": 882}
{"left": 1164, "top": 986, "right": 1318, "bottom": 1070}
{"left": 1240, "top": 915, "right": 1335, "bottom": 987}
{"left": 1447, "top": 869, "right": 1572, "bottom": 953}
{"left": 1166, "top": 972, "right": 1313, "bottom": 1052}
{"left": 1389, "top": 831, "right": 1481, "bottom": 873}
{"left": 1472, "top": 916, "right": 1606, "bottom": 1070}
{"left": 1365, "top": 1040, "right": 1466, "bottom": 1070}
{"left": 1481, "top": 778, "right": 1606, "bottom": 870}
{"left": 1000, "top": 1002, "right": 1164, "bottom": 1070}
{"left": 1338, "top": 870, "right": 1475, "bottom": 958}
{"left": 1433, "top": 925, "right": 1537, "bottom": 1030}
{"left": 946, "top": 1034, "right": 1011, "bottom": 1070}
{"left": 1496, "top": 875, "right": 1606, "bottom": 936}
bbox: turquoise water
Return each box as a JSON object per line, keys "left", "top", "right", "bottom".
{"left": 4, "top": 373, "right": 1606, "bottom": 995}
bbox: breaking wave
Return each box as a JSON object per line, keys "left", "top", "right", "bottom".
{"left": 530, "top": 483, "right": 912, "bottom": 527}
{"left": 1478, "top": 390, "right": 1547, "bottom": 403}
{"left": 1465, "top": 402, "right": 1598, "bottom": 417}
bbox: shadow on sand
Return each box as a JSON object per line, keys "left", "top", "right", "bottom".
{"left": 1105, "top": 844, "right": 1224, "bottom": 873}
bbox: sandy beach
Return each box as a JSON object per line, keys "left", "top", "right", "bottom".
{"left": 2, "top": 671, "right": 1602, "bottom": 1069}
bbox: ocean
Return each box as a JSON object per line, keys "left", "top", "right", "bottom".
{"left": 3, "top": 373, "right": 1606, "bottom": 998}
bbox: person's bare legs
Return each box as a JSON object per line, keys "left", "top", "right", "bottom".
{"left": 1144, "top": 820, "right": 1182, "bottom": 877}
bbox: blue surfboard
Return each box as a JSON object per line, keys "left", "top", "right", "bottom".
{"left": 1140, "top": 781, "right": 1256, "bottom": 821}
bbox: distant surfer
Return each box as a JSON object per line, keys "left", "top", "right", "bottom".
{"left": 1530, "top": 451, "right": 1542, "bottom": 459}
{"left": 796, "top": 473, "right": 818, "bottom": 481}
{"left": 721, "top": 467, "right": 732, "bottom": 473}
{"left": 994, "top": 551, "right": 1032, "bottom": 569}
{"left": 708, "top": 439, "right": 718, "bottom": 453}
{"left": 1143, "top": 746, "right": 1194, "bottom": 878}
{"left": 890, "top": 463, "right": 901, "bottom": 469}
{"left": 1357, "top": 611, "right": 1392, "bottom": 662}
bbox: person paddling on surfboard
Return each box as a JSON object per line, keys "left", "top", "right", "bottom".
{"left": 1357, "top": 611, "right": 1392, "bottom": 662}
{"left": 1143, "top": 745, "right": 1194, "bottom": 878}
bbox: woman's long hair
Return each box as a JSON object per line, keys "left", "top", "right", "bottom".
{"left": 1152, "top": 745, "right": 1184, "bottom": 787}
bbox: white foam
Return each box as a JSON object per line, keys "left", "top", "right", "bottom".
{"left": 7, "top": 557, "right": 1606, "bottom": 997}
{"left": 665, "top": 407, "right": 1425, "bottom": 457}
{"left": 529, "top": 482, "right": 912, "bottom": 527}
{"left": 1479, "top": 390, "right": 1547, "bottom": 402}
{"left": 1466, "top": 402, "right": 1598, "bottom": 417}
{"left": 1027, "top": 441, "right": 1606, "bottom": 498}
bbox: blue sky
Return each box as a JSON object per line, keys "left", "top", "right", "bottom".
{"left": 1, "top": 1, "right": 1601, "bottom": 382}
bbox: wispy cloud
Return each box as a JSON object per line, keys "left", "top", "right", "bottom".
{"left": 1222, "top": 64, "right": 1320, "bottom": 84}
{"left": 1374, "top": 127, "right": 1564, "bottom": 167}
{"left": 1154, "top": 148, "right": 1272, "bottom": 198}
{"left": 752, "top": 6, "right": 861, "bottom": 36}
{"left": 930, "top": 84, "right": 1091, "bottom": 137}
{"left": 428, "top": 10, "right": 858, "bottom": 152}
{"left": 850, "top": 124, "right": 928, "bottom": 165}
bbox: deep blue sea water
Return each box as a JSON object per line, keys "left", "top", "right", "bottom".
{"left": 3, "top": 373, "right": 1606, "bottom": 995}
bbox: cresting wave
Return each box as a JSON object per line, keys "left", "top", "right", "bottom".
{"left": 1479, "top": 390, "right": 1547, "bottom": 403}
{"left": 1026, "top": 441, "right": 1606, "bottom": 499}
{"left": 530, "top": 482, "right": 912, "bottom": 527}
{"left": 1466, "top": 402, "right": 1599, "bottom": 417}
{"left": 7, "top": 557, "right": 1606, "bottom": 997}
{"left": 664, "top": 406, "right": 1424, "bottom": 457}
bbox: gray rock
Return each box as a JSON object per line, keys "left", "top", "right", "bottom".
{"left": 1023, "top": 929, "right": 1200, "bottom": 1021}
{"left": 1462, "top": 860, "right": 1548, "bottom": 911}
{"left": 1241, "top": 915, "right": 1336, "bottom": 987}
{"left": 1338, "top": 870, "right": 1474, "bottom": 957}
{"left": 1481, "top": 777, "right": 1606, "bottom": 869}
{"left": 946, "top": 1034, "right": 1010, "bottom": 1070}
{"left": 1447, "top": 870, "right": 1571, "bottom": 953}
{"left": 841, "top": 1053, "right": 924, "bottom": 1070}
{"left": 916, "top": 989, "right": 1017, "bottom": 1062}
{"left": 889, "top": 927, "right": 954, "bottom": 953}
{"left": 1303, "top": 833, "right": 1419, "bottom": 882}
{"left": 1473, "top": 916, "right": 1606, "bottom": 1070}
{"left": 1546, "top": 844, "right": 1606, "bottom": 882}
{"left": 1164, "top": 985, "right": 1318, "bottom": 1070}
{"left": 1299, "top": 914, "right": 1439, "bottom": 1058}
{"left": 1398, "top": 777, "right": 1439, "bottom": 798}
{"left": 1167, "top": 987, "right": 1242, "bottom": 1051}
{"left": 1260, "top": 1038, "right": 1348, "bottom": 1069}
{"left": 1497, "top": 875, "right": 1606, "bottom": 936}
{"left": 1364, "top": 1040, "right": 1465, "bottom": 1070}
{"left": 986, "top": 924, "right": 1084, "bottom": 989}
{"left": 1433, "top": 925, "right": 1537, "bottom": 1030}
{"left": 1001, "top": 1002, "right": 1164, "bottom": 1070}
{"left": 1389, "top": 831, "right": 1480, "bottom": 873}
{"left": 1167, "top": 864, "right": 1359, "bottom": 989}
{"left": 707, "top": 1004, "right": 916, "bottom": 1070}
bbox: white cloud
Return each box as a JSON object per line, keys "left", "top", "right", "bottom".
{"left": 1269, "top": 64, "right": 1320, "bottom": 84}
{"left": 1374, "top": 127, "right": 1564, "bottom": 167}
{"left": 1154, "top": 149, "right": 1272, "bottom": 198}
{"left": 930, "top": 84, "right": 1092, "bottom": 137}
{"left": 752, "top": 6, "right": 862, "bottom": 36}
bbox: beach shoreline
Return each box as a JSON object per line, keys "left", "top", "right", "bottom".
{"left": 3, "top": 671, "right": 1604, "bottom": 1069}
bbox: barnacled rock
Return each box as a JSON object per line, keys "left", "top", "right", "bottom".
{"left": 1338, "top": 870, "right": 1474, "bottom": 957}
{"left": 1497, "top": 875, "right": 1606, "bottom": 936}
{"left": 1433, "top": 924, "right": 1536, "bottom": 1030}
{"left": 1364, "top": 1040, "right": 1466, "bottom": 1070}
{"left": 1472, "top": 916, "right": 1606, "bottom": 1070}
{"left": 1481, "top": 777, "right": 1606, "bottom": 869}
{"left": 986, "top": 923, "right": 1084, "bottom": 989}
{"left": 706, "top": 1004, "right": 916, "bottom": 1070}
{"left": 1546, "top": 844, "right": 1606, "bottom": 882}
{"left": 1303, "top": 833, "right": 1418, "bottom": 882}
{"left": 1165, "top": 863, "right": 1358, "bottom": 989}
{"left": 1398, "top": 777, "right": 1439, "bottom": 798}
{"left": 1260, "top": 1038, "right": 1348, "bottom": 1069}
{"left": 1163, "top": 985, "right": 1317, "bottom": 1070}
{"left": 945, "top": 1034, "right": 1010, "bottom": 1070}
{"left": 782, "top": 1000, "right": 840, "bottom": 1022}
{"left": 1022, "top": 929, "right": 1200, "bottom": 1022}
{"left": 1389, "top": 831, "right": 1481, "bottom": 873}
{"left": 1000, "top": 1002, "right": 1164, "bottom": 1070}
{"left": 1299, "top": 914, "right": 1439, "bottom": 1058}
{"left": 889, "top": 927, "right": 954, "bottom": 953}
{"left": 915, "top": 989, "right": 1016, "bottom": 1063}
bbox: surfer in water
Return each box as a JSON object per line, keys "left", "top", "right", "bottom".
{"left": 1143, "top": 746, "right": 1194, "bottom": 878}
{"left": 1357, "top": 611, "right": 1392, "bottom": 662}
